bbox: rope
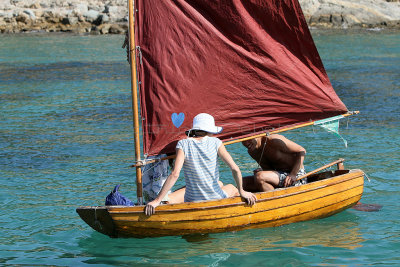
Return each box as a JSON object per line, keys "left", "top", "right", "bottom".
{"left": 136, "top": 46, "right": 143, "bottom": 65}
{"left": 141, "top": 160, "right": 162, "bottom": 174}
{"left": 257, "top": 137, "right": 267, "bottom": 169}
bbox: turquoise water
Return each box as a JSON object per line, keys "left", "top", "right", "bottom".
{"left": 1, "top": 31, "right": 399, "bottom": 266}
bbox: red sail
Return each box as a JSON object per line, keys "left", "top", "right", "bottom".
{"left": 135, "top": 0, "right": 347, "bottom": 156}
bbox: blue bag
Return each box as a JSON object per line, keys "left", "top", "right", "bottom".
{"left": 105, "top": 185, "right": 135, "bottom": 206}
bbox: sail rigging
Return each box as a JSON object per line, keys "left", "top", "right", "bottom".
{"left": 134, "top": 0, "right": 347, "bottom": 157}
{"left": 75, "top": 0, "right": 364, "bottom": 238}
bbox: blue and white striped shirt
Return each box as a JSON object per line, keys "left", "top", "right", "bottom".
{"left": 176, "top": 136, "right": 227, "bottom": 202}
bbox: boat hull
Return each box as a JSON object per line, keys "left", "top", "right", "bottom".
{"left": 77, "top": 169, "right": 364, "bottom": 238}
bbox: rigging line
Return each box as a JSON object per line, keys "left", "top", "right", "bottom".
{"left": 258, "top": 137, "right": 267, "bottom": 169}
{"left": 136, "top": 46, "right": 143, "bottom": 65}
{"left": 141, "top": 160, "right": 163, "bottom": 175}
{"left": 364, "top": 172, "right": 371, "bottom": 182}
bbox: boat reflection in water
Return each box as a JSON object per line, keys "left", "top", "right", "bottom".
{"left": 78, "top": 218, "right": 364, "bottom": 265}
{"left": 181, "top": 220, "right": 364, "bottom": 251}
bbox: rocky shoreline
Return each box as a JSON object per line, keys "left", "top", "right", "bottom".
{"left": 1, "top": 0, "right": 400, "bottom": 34}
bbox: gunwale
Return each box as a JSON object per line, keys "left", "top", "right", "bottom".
{"left": 76, "top": 169, "right": 364, "bottom": 238}
{"left": 108, "top": 169, "right": 362, "bottom": 214}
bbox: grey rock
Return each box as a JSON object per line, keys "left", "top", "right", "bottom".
{"left": 105, "top": 5, "right": 126, "bottom": 21}
{"left": 99, "top": 24, "right": 111, "bottom": 34}
{"left": 73, "top": 3, "right": 88, "bottom": 15}
{"left": 15, "top": 12, "right": 29, "bottom": 23}
{"left": 0, "top": 3, "right": 13, "bottom": 10}
{"left": 2, "top": 0, "right": 400, "bottom": 34}
{"left": 62, "top": 16, "right": 78, "bottom": 25}
{"left": 299, "top": 0, "right": 400, "bottom": 27}
{"left": 109, "top": 24, "right": 124, "bottom": 34}
{"left": 331, "top": 14, "right": 343, "bottom": 26}
{"left": 83, "top": 9, "right": 99, "bottom": 22}
{"left": 0, "top": 10, "right": 13, "bottom": 19}
{"left": 23, "top": 9, "right": 35, "bottom": 19}
{"left": 93, "top": 14, "right": 109, "bottom": 25}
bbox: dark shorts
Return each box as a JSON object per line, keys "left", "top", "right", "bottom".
{"left": 277, "top": 168, "right": 307, "bottom": 188}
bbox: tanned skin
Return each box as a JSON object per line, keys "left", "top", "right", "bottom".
{"left": 242, "top": 134, "right": 306, "bottom": 192}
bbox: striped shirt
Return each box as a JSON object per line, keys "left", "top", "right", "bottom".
{"left": 176, "top": 136, "right": 227, "bottom": 202}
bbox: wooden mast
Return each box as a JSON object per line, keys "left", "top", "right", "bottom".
{"left": 128, "top": 0, "right": 143, "bottom": 204}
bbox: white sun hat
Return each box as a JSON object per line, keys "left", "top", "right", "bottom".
{"left": 187, "top": 113, "right": 223, "bottom": 134}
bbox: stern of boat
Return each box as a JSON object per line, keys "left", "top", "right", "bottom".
{"left": 76, "top": 206, "right": 117, "bottom": 238}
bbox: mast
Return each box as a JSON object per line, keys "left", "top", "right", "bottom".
{"left": 128, "top": 0, "right": 143, "bottom": 204}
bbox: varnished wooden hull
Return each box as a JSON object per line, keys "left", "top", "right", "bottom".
{"left": 76, "top": 169, "right": 364, "bottom": 238}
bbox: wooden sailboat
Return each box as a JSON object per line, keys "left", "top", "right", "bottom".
{"left": 77, "top": 0, "right": 364, "bottom": 238}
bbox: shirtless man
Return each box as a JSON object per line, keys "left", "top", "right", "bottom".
{"left": 242, "top": 134, "right": 307, "bottom": 192}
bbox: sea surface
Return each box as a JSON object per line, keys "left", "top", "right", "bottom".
{"left": 0, "top": 30, "right": 399, "bottom": 266}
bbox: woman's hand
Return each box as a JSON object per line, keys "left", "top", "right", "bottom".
{"left": 145, "top": 200, "right": 160, "bottom": 216}
{"left": 240, "top": 190, "right": 257, "bottom": 206}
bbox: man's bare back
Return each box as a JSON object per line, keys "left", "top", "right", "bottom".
{"left": 242, "top": 134, "right": 306, "bottom": 192}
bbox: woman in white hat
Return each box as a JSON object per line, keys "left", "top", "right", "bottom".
{"left": 145, "top": 113, "right": 256, "bottom": 215}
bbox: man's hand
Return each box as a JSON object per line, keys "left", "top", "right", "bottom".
{"left": 240, "top": 190, "right": 257, "bottom": 206}
{"left": 284, "top": 174, "right": 297, "bottom": 187}
{"left": 144, "top": 200, "right": 160, "bottom": 216}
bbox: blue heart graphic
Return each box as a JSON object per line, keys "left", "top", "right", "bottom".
{"left": 171, "top": 113, "right": 185, "bottom": 128}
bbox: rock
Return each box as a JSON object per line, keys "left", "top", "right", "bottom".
{"left": 0, "top": 2, "right": 13, "bottom": 10}
{"left": 73, "top": 3, "right": 88, "bottom": 15}
{"left": 1, "top": 0, "right": 400, "bottom": 33}
{"left": 342, "top": 14, "right": 361, "bottom": 26}
{"left": 98, "top": 24, "right": 111, "bottom": 34}
{"left": 29, "top": 3, "right": 41, "bottom": 9}
{"left": 23, "top": 9, "right": 35, "bottom": 20}
{"left": 331, "top": 14, "right": 344, "bottom": 26}
{"left": 59, "top": 24, "right": 70, "bottom": 32}
{"left": 45, "top": 16, "right": 60, "bottom": 24}
{"left": 299, "top": 0, "right": 400, "bottom": 28}
{"left": 386, "top": 19, "right": 400, "bottom": 27}
{"left": 93, "top": 14, "right": 109, "bottom": 26}
{"left": 71, "top": 26, "right": 87, "bottom": 34}
{"left": 34, "top": 9, "right": 43, "bottom": 17}
{"left": 15, "top": 12, "right": 29, "bottom": 23}
{"left": 62, "top": 16, "right": 78, "bottom": 25}
{"left": 39, "top": 2, "right": 49, "bottom": 9}
{"left": 83, "top": 9, "right": 99, "bottom": 22}
{"left": 0, "top": 10, "right": 13, "bottom": 19}
{"left": 90, "top": 26, "right": 101, "bottom": 35}
{"left": 105, "top": 5, "right": 126, "bottom": 21}
{"left": 109, "top": 24, "right": 125, "bottom": 34}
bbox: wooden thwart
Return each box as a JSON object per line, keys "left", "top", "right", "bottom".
{"left": 297, "top": 159, "right": 345, "bottom": 181}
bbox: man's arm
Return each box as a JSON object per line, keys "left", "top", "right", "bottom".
{"left": 285, "top": 150, "right": 306, "bottom": 187}
{"left": 271, "top": 135, "right": 306, "bottom": 187}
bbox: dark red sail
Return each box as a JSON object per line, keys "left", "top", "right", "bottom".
{"left": 135, "top": 0, "right": 347, "bottom": 156}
